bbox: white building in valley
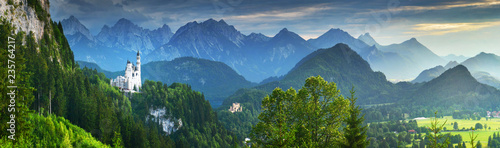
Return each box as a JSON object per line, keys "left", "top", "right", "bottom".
{"left": 110, "top": 51, "right": 142, "bottom": 92}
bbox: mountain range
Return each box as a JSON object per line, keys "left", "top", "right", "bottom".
{"left": 62, "top": 16, "right": 173, "bottom": 71}
{"left": 442, "top": 54, "right": 470, "bottom": 63}
{"left": 411, "top": 53, "right": 500, "bottom": 89}
{"left": 410, "top": 65, "right": 500, "bottom": 108}
{"left": 63, "top": 16, "right": 447, "bottom": 82}
{"left": 144, "top": 20, "right": 316, "bottom": 82}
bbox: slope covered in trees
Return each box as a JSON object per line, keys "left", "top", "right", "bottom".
{"left": 78, "top": 57, "right": 256, "bottom": 107}
{"left": 131, "top": 80, "right": 239, "bottom": 147}
{"left": 141, "top": 57, "right": 256, "bottom": 106}
{"left": 0, "top": 114, "right": 109, "bottom": 147}
{"left": 409, "top": 65, "right": 500, "bottom": 109}
{"left": 259, "top": 43, "right": 396, "bottom": 104}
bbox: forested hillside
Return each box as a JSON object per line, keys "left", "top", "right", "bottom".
{"left": 78, "top": 57, "right": 256, "bottom": 107}
{"left": 0, "top": 114, "right": 109, "bottom": 147}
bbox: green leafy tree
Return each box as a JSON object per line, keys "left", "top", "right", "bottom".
{"left": 251, "top": 76, "right": 349, "bottom": 147}
{"left": 341, "top": 87, "right": 369, "bottom": 148}
{"left": 475, "top": 123, "right": 483, "bottom": 130}
{"left": 454, "top": 122, "right": 459, "bottom": 130}
{"left": 251, "top": 87, "right": 297, "bottom": 147}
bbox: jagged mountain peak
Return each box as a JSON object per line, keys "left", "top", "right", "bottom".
{"left": 402, "top": 37, "right": 421, "bottom": 45}
{"left": 444, "top": 61, "right": 459, "bottom": 69}
{"left": 202, "top": 18, "right": 228, "bottom": 26}
{"left": 168, "top": 18, "right": 245, "bottom": 48}
{"left": 358, "top": 32, "right": 378, "bottom": 46}
{"left": 197, "top": 19, "right": 236, "bottom": 32}
{"left": 112, "top": 18, "right": 141, "bottom": 30}
{"left": 361, "top": 32, "right": 371, "bottom": 37}
{"left": 307, "top": 28, "right": 369, "bottom": 53}
{"left": 272, "top": 28, "right": 304, "bottom": 41}
{"left": 68, "top": 15, "right": 78, "bottom": 21}
{"left": 160, "top": 24, "right": 170, "bottom": 29}
{"left": 248, "top": 32, "right": 266, "bottom": 37}
{"left": 358, "top": 32, "right": 372, "bottom": 39}
{"left": 61, "top": 15, "right": 95, "bottom": 43}
{"left": 116, "top": 18, "right": 134, "bottom": 25}
{"left": 316, "top": 28, "right": 352, "bottom": 39}
{"left": 152, "top": 24, "right": 172, "bottom": 33}
{"left": 327, "top": 28, "right": 348, "bottom": 33}
{"left": 246, "top": 32, "right": 271, "bottom": 42}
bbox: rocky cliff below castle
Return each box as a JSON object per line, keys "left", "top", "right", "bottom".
{"left": 0, "top": 0, "right": 50, "bottom": 41}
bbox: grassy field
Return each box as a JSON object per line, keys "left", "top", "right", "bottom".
{"left": 415, "top": 116, "right": 500, "bottom": 147}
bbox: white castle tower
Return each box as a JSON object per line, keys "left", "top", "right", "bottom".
{"left": 110, "top": 50, "right": 142, "bottom": 92}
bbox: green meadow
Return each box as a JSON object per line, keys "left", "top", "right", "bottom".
{"left": 415, "top": 116, "right": 500, "bottom": 147}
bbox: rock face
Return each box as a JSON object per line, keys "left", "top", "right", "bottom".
{"left": 62, "top": 15, "right": 95, "bottom": 43}
{"left": 61, "top": 16, "right": 174, "bottom": 71}
{"left": 95, "top": 18, "right": 174, "bottom": 55}
{"left": 0, "top": 0, "right": 50, "bottom": 41}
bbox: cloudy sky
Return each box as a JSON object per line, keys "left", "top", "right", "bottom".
{"left": 49, "top": 0, "right": 500, "bottom": 57}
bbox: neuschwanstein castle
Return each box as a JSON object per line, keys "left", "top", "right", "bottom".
{"left": 110, "top": 51, "right": 142, "bottom": 92}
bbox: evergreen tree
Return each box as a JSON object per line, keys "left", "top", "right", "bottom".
{"left": 489, "top": 136, "right": 492, "bottom": 147}
{"left": 341, "top": 87, "right": 369, "bottom": 148}
{"left": 469, "top": 128, "right": 478, "bottom": 148}
{"left": 426, "top": 112, "right": 450, "bottom": 148}
{"left": 112, "top": 130, "right": 123, "bottom": 148}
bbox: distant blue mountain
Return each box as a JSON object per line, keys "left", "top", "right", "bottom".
{"left": 358, "top": 33, "right": 379, "bottom": 46}
{"left": 376, "top": 38, "right": 446, "bottom": 79}
{"left": 145, "top": 20, "right": 316, "bottom": 82}
{"left": 307, "top": 29, "right": 445, "bottom": 80}
{"left": 64, "top": 17, "right": 447, "bottom": 82}
{"left": 461, "top": 52, "right": 500, "bottom": 79}
{"left": 62, "top": 16, "right": 173, "bottom": 71}
{"left": 442, "top": 54, "right": 469, "bottom": 63}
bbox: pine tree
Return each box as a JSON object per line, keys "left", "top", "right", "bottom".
{"left": 342, "top": 87, "right": 369, "bottom": 148}
{"left": 112, "top": 130, "right": 123, "bottom": 148}
{"left": 469, "top": 128, "right": 478, "bottom": 148}
{"left": 426, "top": 111, "right": 450, "bottom": 148}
